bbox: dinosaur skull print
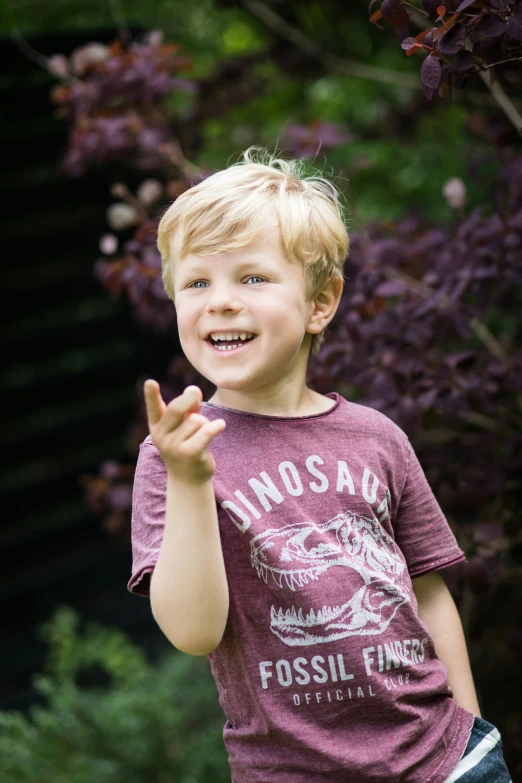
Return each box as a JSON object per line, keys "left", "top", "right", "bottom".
{"left": 250, "top": 510, "right": 410, "bottom": 646}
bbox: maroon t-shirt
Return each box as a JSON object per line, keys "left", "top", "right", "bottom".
{"left": 128, "top": 392, "right": 475, "bottom": 783}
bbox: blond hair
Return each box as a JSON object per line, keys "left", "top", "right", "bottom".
{"left": 157, "top": 147, "right": 349, "bottom": 358}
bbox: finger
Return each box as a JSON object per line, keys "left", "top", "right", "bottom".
{"left": 160, "top": 386, "right": 202, "bottom": 429}
{"left": 144, "top": 380, "right": 166, "bottom": 427}
{"left": 185, "top": 385, "right": 202, "bottom": 402}
{"left": 176, "top": 412, "right": 210, "bottom": 440}
{"left": 181, "top": 386, "right": 203, "bottom": 420}
{"left": 183, "top": 417, "right": 226, "bottom": 456}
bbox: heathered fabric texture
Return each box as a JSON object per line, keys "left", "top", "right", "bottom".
{"left": 440, "top": 715, "right": 512, "bottom": 783}
{"left": 128, "top": 391, "right": 476, "bottom": 783}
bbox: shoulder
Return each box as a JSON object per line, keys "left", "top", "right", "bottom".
{"left": 339, "top": 397, "right": 409, "bottom": 444}
{"left": 137, "top": 435, "right": 166, "bottom": 470}
{"left": 336, "top": 397, "right": 412, "bottom": 469}
{"left": 140, "top": 434, "right": 163, "bottom": 454}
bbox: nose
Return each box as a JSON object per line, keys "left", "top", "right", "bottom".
{"left": 205, "top": 281, "right": 244, "bottom": 313}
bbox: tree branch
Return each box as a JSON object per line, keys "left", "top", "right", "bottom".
{"left": 464, "top": 34, "right": 522, "bottom": 134}
{"left": 10, "top": 26, "right": 80, "bottom": 83}
{"left": 242, "top": 0, "right": 420, "bottom": 89}
{"left": 481, "top": 55, "right": 522, "bottom": 71}
{"left": 240, "top": 0, "right": 522, "bottom": 123}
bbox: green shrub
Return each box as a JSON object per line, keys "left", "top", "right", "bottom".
{"left": 0, "top": 606, "right": 230, "bottom": 783}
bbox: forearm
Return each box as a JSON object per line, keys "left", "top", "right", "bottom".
{"left": 150, "top": 475, "right": 229, "bottom": 656}
{"left": 418, "top": 586, "right": 481, "bottom": 717}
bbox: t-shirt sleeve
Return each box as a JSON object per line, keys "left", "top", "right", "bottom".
{"left": 127, "top": 439, "right": 168, "bottom": 598}
{"left": 394, "top": 438, "right": 467, "bottom": 578}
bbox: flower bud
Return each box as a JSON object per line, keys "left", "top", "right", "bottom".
{"left": 136, "top": 179, "right": 163, "bottom": 206}
{"left": 442, "top": 177, "right": 467, "bottom": 209}
{"left": 71, "top": 43, "right": 109, "bottom": 76}
{"left": 99, "top": 233, "right": 118, "bottom": 254}
{"left": 47, "top": 54, "right": 69, "bottom": 78}
{"left": 107, "top": 203, "right": 139, "bottom": 231}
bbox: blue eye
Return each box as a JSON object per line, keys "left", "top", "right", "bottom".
{"left": 188, "top": 276, "right": 265, "bottom": 288}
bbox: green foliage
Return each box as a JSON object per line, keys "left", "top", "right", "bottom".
{"left": 5, "top": 0, "right": 500, "bottom": 227}
{"left": 194, "top": 56, "right": 498, "bottom": 226}
{"left": 0, "top": 607, "right": 229, "bottom": 783}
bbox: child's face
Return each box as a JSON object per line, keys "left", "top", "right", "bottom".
{"left": 172, "top": 217, "right": 320, "bottom": 401}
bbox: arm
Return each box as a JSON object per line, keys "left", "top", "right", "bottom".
{"left": 150, "top": 475, "right": 229, "bottom": 656}
{"left": 412, "top": 571, "right": 481, "bottom": 717}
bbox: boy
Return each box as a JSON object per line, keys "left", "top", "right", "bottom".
{"left": 128, "top": 148, "right": 511, "bottom": 782}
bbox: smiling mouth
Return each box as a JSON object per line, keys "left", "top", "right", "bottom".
{"left": 206, "top": 335, "right": 258, "bottom": 353}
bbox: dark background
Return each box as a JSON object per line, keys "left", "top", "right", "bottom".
{"left": 0, "top": 27, "right": 176, "bottom": 711}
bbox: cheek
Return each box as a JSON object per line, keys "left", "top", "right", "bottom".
{"left": 262, "top": 293, "right": 300, "bottom": 317}
{"left": 175, "top": 303, "right": 197, "bottom": 328}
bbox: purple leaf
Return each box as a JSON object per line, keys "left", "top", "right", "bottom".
{"left": 100, "top": 460, "right": 123, "bottom": 479}
{"left": 473, "top": 521, "right": 504, "bottom": 545}
{"left": 438, "top": 23, "right": 467, "bottom": 55}
{"left": 475, "top": 14, "right": 508, "bottom": 38}
{"left": 506, "top": 10, "right": 522, "bottom": 41}
{"left": 455, "top": 0, "right": 479, "bottom": 12}
{"left": 451, "top": 50, "right": 475, "bottom": 70}
{"left": 444, "top": 350, "right": 476, "bottom": 369}
{"left": 374, "top": 279, "right": 409, "bottom": 296}
{"left": 380, "top": 0, "right": 410, "bottom": 26}
{"left": 421, "top": 53, "right": 442, "bottom": 90}
{"left": 369, "top": 370, "right": 400, "bottom": 402}
{"left": 401, "top": 36, "right": 420, "bottom": 50}
{"left": 423, "top": 30, "right": 434, "bottom": 48}
{"left": 422, "top": 0, "right": 444, "bottom": 21}
{"left": 108, "top": 483, "right": 133, "bottom": 511}
{"left": 418, "top": 387, "right": 439, "bottom": 408}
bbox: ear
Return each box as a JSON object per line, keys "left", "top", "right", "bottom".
{"left": 306, "top": 277, "right": 343, "bottom": 335}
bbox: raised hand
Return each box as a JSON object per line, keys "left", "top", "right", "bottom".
{"left": 143, "top": 381, "right": 226, "bottom": 485}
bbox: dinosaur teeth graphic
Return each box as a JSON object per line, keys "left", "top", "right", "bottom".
{"left": 255, "top": 564, "right": 325, "bottom": 591}
{"left": 286, "top": 573, "right": 302, "bottom": 590}
{"left": 252, "top": 511, "right": 409, "bottom": 646}
{"left": 255, "top": 564, "right": 269, "bottom": 583}
{"left": 271, "top": 603, "right": 341, "bottom": 627}
{"left": 269, "top": 584, "right": 407, "bottom": 646}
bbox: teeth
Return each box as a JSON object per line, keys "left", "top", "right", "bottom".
{"left": 210, "top": 332, "right": 254, "bottom": 341}
{"left": 214, "top": 343, "right": 245, "bottom": 352}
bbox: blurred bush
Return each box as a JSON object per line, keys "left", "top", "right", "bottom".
{"left": 0, "top": 607, "right": 229, "bottom": 783}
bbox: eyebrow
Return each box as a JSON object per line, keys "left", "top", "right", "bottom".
{"left": 179, "top": 257, "right": 274, "bottom": 274}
